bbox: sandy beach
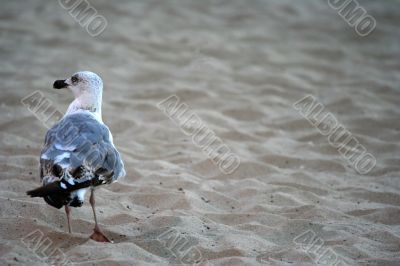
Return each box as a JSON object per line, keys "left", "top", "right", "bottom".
{"left": 1, "top": 0, "right": 400, "bottom": 265}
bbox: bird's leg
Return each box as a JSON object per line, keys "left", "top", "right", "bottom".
{"left": 64, "top": 205, "right": 72, "bottom": 234}
{"left": 89, "top": 188, "right": 112, "bottom": 243}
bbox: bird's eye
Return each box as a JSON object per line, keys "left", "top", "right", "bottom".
{"left": 71, "top": 76, "right": 78, "bottom": 83}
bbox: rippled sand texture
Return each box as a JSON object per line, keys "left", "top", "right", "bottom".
{"left": 1, "top": 0, "right": 400, "bottom": 265}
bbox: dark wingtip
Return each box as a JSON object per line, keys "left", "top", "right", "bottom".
{"left": 26, "top": 182, "right": 62, "bottom": 198}
{"left": 26, "top": 186, "right": 48, "bottom": 198}
{"left": 27, "top": 182, "right": 69, "bottom": 209}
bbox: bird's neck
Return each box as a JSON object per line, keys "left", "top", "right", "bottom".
{"left": 66, "top": 93, "right": 102, "bottom": 121}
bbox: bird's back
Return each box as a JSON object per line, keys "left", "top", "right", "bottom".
{"left": 29, "top": 111, "right": 125, "bottom": 208}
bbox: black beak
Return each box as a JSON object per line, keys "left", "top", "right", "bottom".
{"left": 53, "top": 79, "right": 68, "bottom": 89}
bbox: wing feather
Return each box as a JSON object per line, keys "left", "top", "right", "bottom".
{"left": 40, "top": 112, "right": 125, "bottom": 185}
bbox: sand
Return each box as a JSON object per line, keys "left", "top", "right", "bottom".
{"left": 1, "top": 0, "right": 400, "bottom": 265}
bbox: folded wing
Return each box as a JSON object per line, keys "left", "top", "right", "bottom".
{"left": 28, "top": 112, "right": 125, "bottom": 208}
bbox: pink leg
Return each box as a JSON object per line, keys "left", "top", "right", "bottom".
{"left": 64, "top": 205, "right": 72, "bottom": 234}
{"left": 89, "top": 189, "right": 112, "bottom": 243}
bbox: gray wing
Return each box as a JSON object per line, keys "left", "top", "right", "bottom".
{"left": 40, "top": 112, "right": 125, "bottom": 185}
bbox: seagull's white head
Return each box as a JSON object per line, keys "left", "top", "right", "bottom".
{"left": 54, "top": 71, "right": 103, "bottom": 98}
{"left": 53, "top": 71, "right": 103, "bottom": 118}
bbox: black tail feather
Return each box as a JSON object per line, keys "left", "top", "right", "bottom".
{"left": 27, "top": 181, "right": 65, "bottom": 198}
{"left": 27, "top": 177, "right": 104, "bottom": 208}
{"left": 27, "top": 181, "right": 70, "bottom": 209}
{"left": 43, "top": 195, "right": 67, "bottom": 209}
{"left": 27, "top": 179, "right": 95, "bottom": 197}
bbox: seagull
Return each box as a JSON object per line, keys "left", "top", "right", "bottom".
{"left": 27, "top": 71, "right": 126, "bottom": 242}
